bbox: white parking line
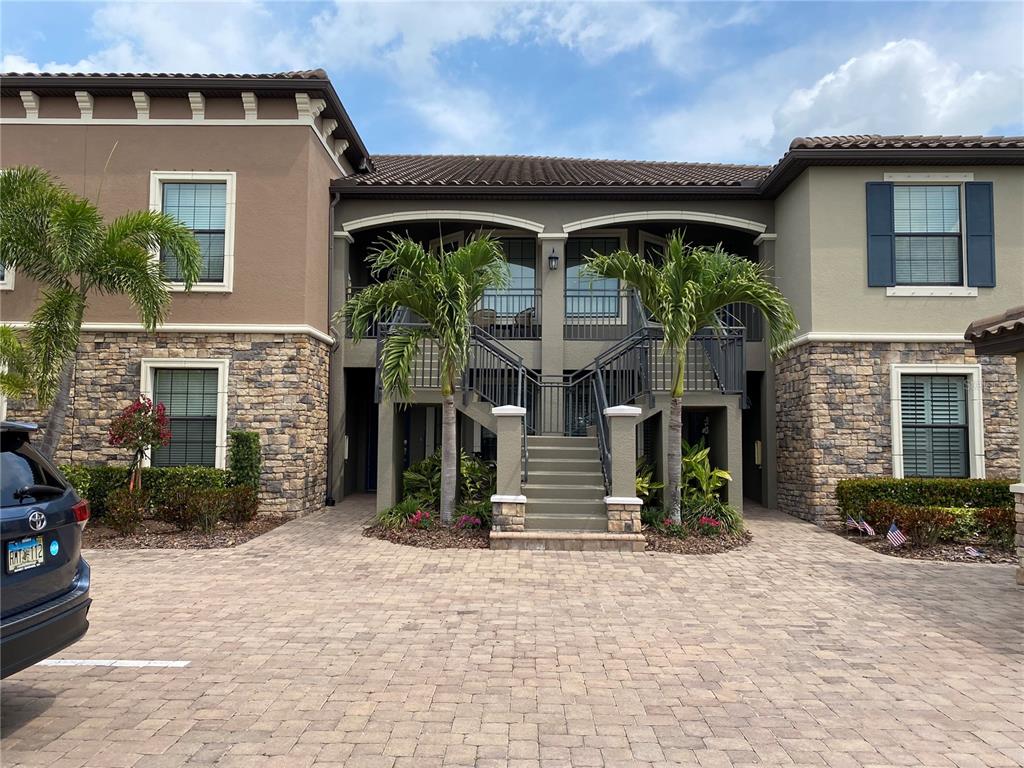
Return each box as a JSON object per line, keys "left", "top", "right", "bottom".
{"left": 38, "top": 659, "right": 190, "bottom": 668}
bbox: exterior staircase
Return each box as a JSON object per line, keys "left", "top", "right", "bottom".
{"left": 523, "top": 436, "right": 606, "bottom": 532}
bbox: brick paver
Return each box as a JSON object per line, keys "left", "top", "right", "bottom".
{"left": 2, "top": 498, "right": 1022, "bottom": 767}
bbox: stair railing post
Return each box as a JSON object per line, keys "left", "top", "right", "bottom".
{"left": 603, "top": 404, "right": 643, "bottom": 535}
{"left": 491, "top": 405, "right": 527, "bottom": 533}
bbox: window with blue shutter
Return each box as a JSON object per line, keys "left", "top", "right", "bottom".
{"left": 900, "top": 375, "right": 969, "bottom": 478}
{"left": 965, "top": 182, "right": 995, "bottom": 287}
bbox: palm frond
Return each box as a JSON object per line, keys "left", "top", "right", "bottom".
{"left": 0, "top": 325, "right": 35, "bottom": 401}
{"left": 379, "top": 326, "right": 429, "bottom": 401}
{"left": 26, "top": 288, "right": 85, "bottom": 406}
{"left": 95, "top": 210, "right": 203, "bottom": 291}
{"left": 0, "top": 166, "right": 78, "bottom": 288}
{"left": 90, "top": 236, "right": 175, "bottom": 331}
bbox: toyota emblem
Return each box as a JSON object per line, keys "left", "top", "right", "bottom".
{"left": 28, "top": 509, "right": 47, "bottom": 532}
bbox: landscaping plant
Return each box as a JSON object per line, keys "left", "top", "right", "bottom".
{"left": 339, "top": 233, "right": 509, "bottom": 523}
{"left": 836, "top": 477, "right": 1013, "bottom": 520}
{"left": 402, "top": 449, "right": 495, "bottom": 513}
{"left": 0, "top": 166, "right": 202, "bottom": 459}
{"left": 227, "top": 431, "right": 261, "bottom": 490}
{"left": 223, "top": 486, "right": 260, "bottom": 528}
{"left": 635, "top": 457, "right": 664, "bottom": 507}
{"left": 107, "top": 395, "right": 172, "bottom": 491}
{"left": 375, "top": 497, "right": 423, "bottom": 530}
{"left": 104, "top": 488, "right": 149, "bottom": 536}
{"left": 584, "top": 233, "right": 797, "bottom": 523}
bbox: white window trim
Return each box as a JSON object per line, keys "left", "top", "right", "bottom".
{"left": 140, "top": 357, "right": 230, "bottom": 470}
{"left": 890, "top": 363, "right": 985, "bottom": 480}
{"left": 0, "top": 266, "right": 14, "bottom": 291}
{"left": 638, "top": 230, "right": 668, "bottom": 260}
{"left": 149, "top": 171, "right": 236, "bottom": 293}
{"left": 886, "top": 286, "right": 978, "bottom": 297}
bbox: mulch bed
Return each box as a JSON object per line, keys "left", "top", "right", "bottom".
{"left": 364, "top": 524, "right": 490, "bottom": 549}
{"left": 644, "top": 528, "right": 753, "bottom": 555}
{"left": 838, "top": 532, "right": 1015, "bottom": 564}
{"left": 83, "top": 516, "right": 290, "bottom": 550}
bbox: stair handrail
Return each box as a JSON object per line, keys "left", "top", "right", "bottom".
{"left": 591, "top": 374, "right": 612, "bottom": 495}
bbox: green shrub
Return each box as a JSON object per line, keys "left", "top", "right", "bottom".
{"left": 975, "top": 506, "right": 1015, "bottom": 547}
{"left": 456, "top": 499, "right": 492, "bottom": 529}
{"left": 223, "top": 486, "right": 260, "bottom": 527}
{"left": 59, "top": 464, "right": 229, "bottom": 518}
{"left": 105, "top": 488, "right": 149, "bottom": 535}
{"left": 836, "top": 478, "right": 1013, "bottom": 520}
{"left": 158, "top": 486, "right": 198, "bottom": 531}
{"left": 376, "top": 497, "right": 423, "bottom": 530}
{"left": 635, "top": 458, "right": 663, "bottom": 507}
{"left": 402, "top": 450, "right": 495, "bottom": 509}
{"left": 679, "top": 498, "right": 744, "bottom": 535}
{"left": 227, "top": 431, "right": 261, "bottom": 490}
{"left": 189, "top": 489, "right": 228, "bottom": 534}
{"left": 865, "top": 501, "right": 955, "bottom": 547}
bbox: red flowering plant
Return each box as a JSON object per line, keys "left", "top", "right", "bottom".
{"left": 408, "top": 509, "right": 433, "bottom": 530}
{"left": 108, "top": 396, "right": 172, "bottom": 490}
{"left": 454, "top": 515, "right": 482, "bottom": 530}
{"left": 696, "top": 515, "right": 724, "bottom": 536}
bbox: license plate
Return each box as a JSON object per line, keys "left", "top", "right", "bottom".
{"left": 7, "top": 536, "right": 45, "bottom": 574}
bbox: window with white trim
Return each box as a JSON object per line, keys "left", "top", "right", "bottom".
{"left": 149, "top": 171, "right": 236, "bottom": 291}
{"left": 900, "top": 374, "right": 969, "bottom": 477}
{"left": 893, "top": 185, "right": 962, "bottom": 285}
{"left": 141, "top": 359, "right": 229, "bottom": 469}
{"left": 566, "top": 236, "right": 621, "bottom": 317}
{"left": 0, "top": 263, "right": 13, "bottom": 290}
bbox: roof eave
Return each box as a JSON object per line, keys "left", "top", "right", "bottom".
{"left": 329, "top": 182, "right": 763, "bottom": 199}
{"left": 2, "top": 73, "right": 373, "bottom": 172}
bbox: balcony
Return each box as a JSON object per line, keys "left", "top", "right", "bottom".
{"left": 472, "top": 290, "right": 541, "bottom": 340}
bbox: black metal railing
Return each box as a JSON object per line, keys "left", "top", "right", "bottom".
{"left": 722, "top": 303, "right": 764, "bottom": 342}
{"left": 592, "top": 374, "right": 612, "bottom": 494}
{"left": 564, "top": 288, "right": 634, "bottom": 340}
{"left": 474, "top": 290, "right": 541, "bottom": 340}
{"left": 344, "top": 286, "right": 381, "bottom": 338}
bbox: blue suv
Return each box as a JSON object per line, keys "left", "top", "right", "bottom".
{"left": 1, "top": 421, "right": 91, "bottom": 678}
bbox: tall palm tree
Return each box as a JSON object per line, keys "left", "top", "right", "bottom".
{"left": 585, "top": 232, "right": 798, "bottom": 523}
{"left": 339, "top": 233, "right": 508, "bottom": 524}
{"left": 0, "top": 166, "right": 202, "bottom": 458}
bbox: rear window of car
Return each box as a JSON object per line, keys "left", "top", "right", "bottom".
{"left": 1, "top": 432, "right": 65, "bottom": 506}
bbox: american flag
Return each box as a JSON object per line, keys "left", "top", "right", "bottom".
{"left": 887, "top": 523, "right": 908, "bottom": 548}
{"left": 846, "top": 516, "right": 861, "bottom": 531}
{"left": 964, "top": 546, "right": 984, "bottom": 558}
{"left": 859, "top": 519, "right": 876, "bottom": 537}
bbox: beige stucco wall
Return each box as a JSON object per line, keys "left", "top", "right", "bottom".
{"left": 772, "top": 171, "right": 814, "bottom": 334}
{"left": 0, "top": 121, "right": 337, "bottom": 333}
{"left": 801, "top": 165, "right": 1024, "bottom": 334}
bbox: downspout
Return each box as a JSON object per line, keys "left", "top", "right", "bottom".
{"left": 325, "top": 191, "right": 342, "bottom": 505}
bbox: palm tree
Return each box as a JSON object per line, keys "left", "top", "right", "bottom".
{"left": 339, "top": 233, "right": 509, "bottom": 524}
{"left": 0, "top": 166, "right": 202, "bottom": 458}
{"left": 585, "top": 232, "right": 798, "bottom": 523}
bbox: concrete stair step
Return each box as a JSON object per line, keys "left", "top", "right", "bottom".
{"left": 527, "top": 457, "right": 602, "bottom": 473}
{"left": 490, "top": 531, "right": 645, "bottom": 552}
{"left": 527, "top": 498, "right": 606, "bottom": 516}
{"left": 528, "top": 435, "right": 598, "bottom": 448}
{"left": 523, "top": 483, "right": 605, "bottom": 500}
{"left": 526, "top": 470, "right": 605, "bottom": 485}
{"left": 525, "top": 513, "right": 607, "bottom": 532}
{"left": 528, "top": 446, "right": 600, "bottom": 460}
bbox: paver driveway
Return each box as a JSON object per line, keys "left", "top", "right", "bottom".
{"left": 2, "top": 497, "right": 1022, "bottom": 768}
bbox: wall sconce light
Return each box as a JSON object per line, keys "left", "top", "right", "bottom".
{"left": 548, "top": 248, "right": 559, "bottom": 271}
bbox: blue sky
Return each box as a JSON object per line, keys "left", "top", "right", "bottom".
{"left": 2, "top": 1, "right": 1022, "bottom": 164}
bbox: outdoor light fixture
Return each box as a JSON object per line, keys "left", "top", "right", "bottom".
{"left": 548, "top": 248, "right": 559, "bottom": 270}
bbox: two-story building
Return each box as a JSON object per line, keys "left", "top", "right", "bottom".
{"left": 1, "top": 71, "right": 1020, "bottom": 530}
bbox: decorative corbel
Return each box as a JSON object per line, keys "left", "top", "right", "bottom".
{"left": 132, "top": 91, "right": 150, "bottom": 120}
{"left": 75, "top": 91, "right": 94, "bottom": 120}
{"left": 187, "top": 91, "right": 206, "bottom": 120}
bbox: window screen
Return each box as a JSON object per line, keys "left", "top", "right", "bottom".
{"left": 893, "top": 185, "right": 962, "bottom": 285}
{"left": 161, "top": 182, "right": 227, "bottom": 283}
{"left": 151, "top": 368, "right": 219, "bottom": 467}
{"left": 900, "top": 374, "right": 968, "bottom": 478}
{"left": 566, "top": 237, "right": 620, "bottom": 317}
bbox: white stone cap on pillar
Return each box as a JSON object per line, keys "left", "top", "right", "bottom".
{"left": 604, "top": 496, "right": 644, "bottom": 506}
{"left": 492, "top": 405, "right": 527, "bottom": 416}
{"left": 603, "top": 405, "right": 641, "bottom": 417}
{"left": 491, "top": 494, "right": 527, "bottom": 503}
{"left": 1010, "top": 483, "right": 1024, "bottom": 494}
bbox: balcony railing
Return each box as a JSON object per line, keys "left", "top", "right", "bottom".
{"left": 472, "top": 290, "right": 541, "bottom": 340}
{"left": 563, "top": 289, "right": 639, "bottom": 340}
{"left": 721, "top": 303, "right": 764, "bottom": 342}
{"left": 344, "top": 286, "right": 381, "bottom": 338}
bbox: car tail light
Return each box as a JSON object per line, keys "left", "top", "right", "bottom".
{"left": 72, "top": 499, "right": 90, "bottom": 530}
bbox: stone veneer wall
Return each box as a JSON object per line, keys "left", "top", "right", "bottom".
{"left": 776, "top": 342, "right": 1020, "bottom": 527}
{"left": 1015, "top": 488, "right": 1024, "bottom": 586}
{"left": 8, "top": 331, "right": 329, "bottom": 518}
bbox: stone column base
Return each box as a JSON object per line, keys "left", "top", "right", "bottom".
{"left": 605, "top": 496, "right": 643, "bottom": 534}
{"left": 1013, "top": 485, "right": 1023, "bottom": 587}
{"left": 491, "top": 495, "right": 526, "bottom": 533}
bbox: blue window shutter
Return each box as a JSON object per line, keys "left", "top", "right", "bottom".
{"left": 965, "top": 182, "right": 995, "bottom": 287}
{"left": 866, "top": 182, "right": 894, "bottom": 286}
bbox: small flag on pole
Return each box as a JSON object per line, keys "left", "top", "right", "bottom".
{"left": 846, "top": 516, "right": 861, "bottom": 531}
{"left": 964, "top": 546, "right": 984, "bottom": 558}
{"left": 887, "top": 523, "right": 908, "bottom": 548}
{"left": 859, "top": 519, "right": 876, "bottom": 537}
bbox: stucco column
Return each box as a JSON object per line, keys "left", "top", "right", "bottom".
{"left": 756, "top": 233, "right": 779, "bottom": 509}
{"left": 604, "top": 405, "right": 642, "bottom": 534}
{"left": 491, "top": 405, "right": 526, "bottom": 532}
{"left": 725, "top": 396, "right": 744, "bottom": 515}
{"left": 539, "top": 234, "right": 567, "bottom": 380}
{"left": 327, "top": 231, "right": 352, "bottom": 504}
{"left": 376, "top": 400, "right": 400, "bottom": 513}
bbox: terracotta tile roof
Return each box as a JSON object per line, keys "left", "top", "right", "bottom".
{"left": 1, "top": 70, "right": 329, "bottom": 80}
{"left": 965, "top": 306, "right": 1024, "bottom": 341}
{"left": 343, "top": 154, "right": 771, "bottom": 188}
{"left": 790, "top": 135, "right": 1024, "bottom": 150}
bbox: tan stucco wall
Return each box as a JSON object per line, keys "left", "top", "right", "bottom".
{"left": 772, "top": 171, "right": 814, "bottom": 333}
{"left": 0, "top": 122, "right": 336, "bottom": 332}
{"left": 802, "top": 165, "right": 1024, "bottom": 334}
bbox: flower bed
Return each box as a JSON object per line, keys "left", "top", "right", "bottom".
{"left": 363, "top": 523, "right": 489, "bottom": 550}
{"left": 644, "top": 528, "right": 752, "bottom": 554}
{"left": 84, "top": 514, "right": 288, "bottom": 550}
{"left": 839, "top": 532, "right": 1014, "bottom": 564}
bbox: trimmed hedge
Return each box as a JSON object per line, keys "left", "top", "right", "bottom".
{"left": 59, "top": 464, "right": 229, "bottom": 518}
{"left": 836, "top": 478, "right": 1014, "bottom": 520}
{"left": 863, "top": 500, "right": 1014, "bottom": 547}
{"left": 227, "top": 431, "right": 261, "bottom": 490}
